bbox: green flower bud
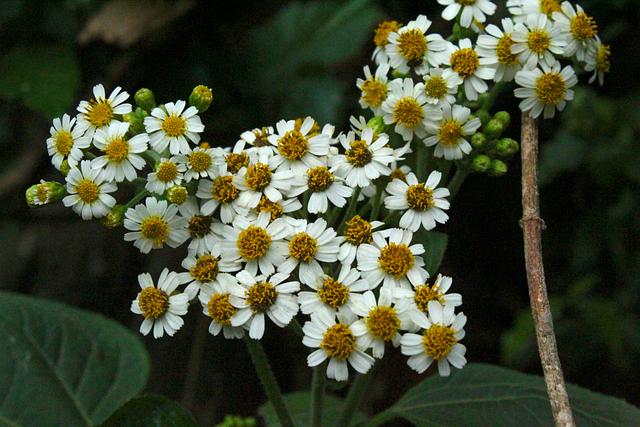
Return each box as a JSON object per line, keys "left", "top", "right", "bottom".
{"left": 367, "top": 116, "right": 386, "bottom": 136}
{"left": 102, "top": 204, "right": 127, "bottom": 228}
{"left": 488, "top": 159, "right": 508, "bottom": 176}
{"left": 134, "top": 88, "right": 156, "bottom": 112}
{"left": 123, "top": 107, "right": 148, "bottom": 135}
{"left": 483, "top": 119, "right": 505, "bottom": 140}
{"left": 470, "top": 132, "right": 487, "bottom": 149}
{"left": 493, "top": 111, "right": 511, "bottom": 128}
{"left": 25, "top": 180, "right": 66, "bottom": 207}
{"left": 495, "top": 138, "right": 519, "bottom": 157}
{"left": 166, "top": 185, "right": 189, "bottom": 205}
{"left": 452, "top": 22, "right": 475, "bottom": 41}
{"left": 391, "top": 69, "right": 410, "bottom": 79}
{"left": 189, "top": 85, "right": 213, "bottom": 112}
{"left": 59, "top": 159, "right": 71, "bottom": 176}
{"left": 476, "top": 110, "right": 491, "bottom": 126}
{"left": 472, "top": 155, "right": 491, "bottom": 173}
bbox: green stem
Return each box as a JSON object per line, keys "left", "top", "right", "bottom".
{"left": 482, "top": 82, "right": 506, "bottom": 112}
{"left": 381, "top": 210, "right": 399, "bottom": 226}
{"left": 310, "top": 365, "right": 326, "bottom": 427}
{"left": 124, "top": 190, "right": 150, "bottom": 209}
{"left": 243, "top": 337, "right": 295, "bottom": 427}
{"left": 337, "top": 188, "right": 361, "bottom": 235}
{"left": 289, "top": 318, "right": 304, "bottom": 339}
{"left": 416, "top": 140, "right": 426, "bottom": 182}
{"left": 335, "top": 372, "right": 372, "bottom": 427}
{"left": 447, "top": 166, "right": 471, "bottom": 199}
{"left": 370, "top": 181, "right": 383, "bottom": 221}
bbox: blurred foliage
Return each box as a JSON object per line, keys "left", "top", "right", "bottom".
{"left": 99, "top": 394, "right": 198, "bottom": 427}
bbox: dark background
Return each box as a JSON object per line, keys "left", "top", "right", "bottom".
{"left": 0, "top": 0, "right": 638, "bottom": 424}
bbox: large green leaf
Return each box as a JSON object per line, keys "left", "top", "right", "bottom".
{"left": 416, "top": 231, "right": 448, "bottom": 274}
{"left": 0, "top": 292, "right": 150, "bottom": 427}
{"left": 376, "top": 363, "right": 640, "bottom": 426}
{"left": 99, "top": 394, "right": 198, "bottom": 427}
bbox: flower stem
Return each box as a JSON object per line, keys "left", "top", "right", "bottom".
{"left": 370, "top": 181, "right": 383, "bottom": 221}
{"left": 243, "top": 337, "right": 295, "bottom": 427}
{"left": 416, "top": 140, "right": 427, "bottom": 182}
{"left": 334, "top": 372, "right": 372, "bottom": 427}
{"left": 520, "top": 113, "right": 575, "bottom": 427}
{"left": 447, "top": 165, "right": 471, "bottom": 198}
{"left": 124, "top": 190, "right": 149, "bottom": 209}
{"left": 337, "top": 188, "right": 361, "bottom": 235}
{"left": 310, "top": 364, "right": 326, "bottom": 427}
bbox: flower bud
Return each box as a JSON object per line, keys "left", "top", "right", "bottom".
{"left": 59, "top": 159, "right": 71, "bottom": 176}
{"left": 123, "top": 107, "right": 148, "bottom": 135}
{"left": 452, "top": 22, "right": 475, "bottom": 41}
{"left": 483, "top": 119, "right": 504, "bottom": 140}
{"left": 476, "top": 110, "right": 491, "bottom": 126}
{"left": 495, "top": 138, "right": 519, "bottom": 157}
{"left": 391, "top": 69, "right": 409, "bottom": 79}
{"left": 134, "top": 88, "right": 156, "bottom": 112}
{"left": 166, "top": 185, "right": 189, "bottom": 205}
{"left": 470, "top": 132, "right": 487, "bottom": 149}
{"left": 367, "top": 116, "right": 386, "bottom": 135}
{"left": 493, "top": 111, "right": 511, "bottom": 128}
{"left": 102, "top": 204, "right": 127, "bottom": 228}
{"left": 25, "top": 181, "right": 66, "bottom": 207}
{"left": 189, "top": 85, "right": 213, "bottom": 112}
{"left": 488, "top": 159, "right": 508, "bottom": 176}
{"left": 472, "top": 155, "right": 491, "bottom": 173}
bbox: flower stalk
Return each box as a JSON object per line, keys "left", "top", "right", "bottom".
{"left": 335, "top": 372, "right": 372, "bottom": 427}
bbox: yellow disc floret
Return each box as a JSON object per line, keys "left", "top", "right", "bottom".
{"left": 438, "top": 120, "right": 463, "bottom": 147}
{"left": 245, "top": 163, "right": 272, "bottom": 191}
{"left": 527, "top": 30, "right": 551, "bottom": 54}
{"left": 212, "top": 175, "right": 239, "bottom": 203}
{"left": 345, "top": 140, "right": 373, "bottom": 167}
{"left": 378, "top": 243, "right": 414, "bottom": 277}
{"left": 373, "top": 20, "right": 401, "bottom": 47}
{"left": 393, "top": 97, "right": 424, "bottom": 128}
{"left": 188, "top": 151, "right": 212, "bottom": 173}
{"left": 540, "top": 0, "right": 562, "bottom": 15}
{"left": 237, "top": 225, "right": 271, "bottom": 260}
{"left": 189, "top": 254, "right": 219, "bottom": 282}
{"left": 246, "top": 281, "right": 277, "bottom": 313}
{"left": 450, "top": 48, "right": 480, "bottom": 78}
{"left": 278, "top": 130, "right": 308, "bottom": 160}
{"left": 76, "top": 179, "right": 100, "bottom": 203}
{"left": 86, "top": 100, "right": 113, "bottom": 128}
{"left": 406, "top": 185, "right": 434, "bottom": 210}
{"left": 307, "top": 167, "right": 334, "bottom": 192}
{"left": 162, "top": 114, "right": 186, "bottom": 137}
{"left": 361, "top": 79, "right": 387, "bottom": 108}
{"left": 570, "top": 12, "right": 597, "bottom": 41}
{"left": 140, "top": 216, "right": 169, "bottom": 246}
{"left": 105, "top": 138, "right": 129, "bottom": 162}
{"left": 422, "top": 324, "right": 457, "bottom": 360}
{"left": 156, "top": 161, "right": 178, "bottom": 182}
{"left": 317, "top": 278, "right": 350, "bottom": 309}
{"left": 207, "top": 293, "right": 237, "bottom": 325}
{"left": 344, "top": 215, "right": 372, "bottom": 246}
{"left": 425, "top": 76, "right": 448, "bottom": 100}
{"left": 55, "top": 130, "right": 74, "bottom": 156}
{"left": 366, "top": 306, "right": 400, "bottom": 341}
{"left": 397, "top": 29, "right": 427, "bottom": 62}
{"left": 138, "top": 287, "right": 169, "bottom": 319}
{"left": 321, "top": 324, "right": 356, "bottom": 359}
{"left": 289, "top": 232, "right": 318, "bottom": 262}
{"left": 188, "top": 215, "right": 212, "bottom": 238}
{"left": 496, "top": 35, "right": 518, "bottom": 65}
{"left": 256, "top": 196, "right": 284, "bottom": 221}
{"left": 414, "top": 284, "right": 445, "bottom": 312}
{"left": 225, "top": 152, "right": 249, "bottom": 174}
{"left": 535, "top": 73, "right": 566, "bottom": 105}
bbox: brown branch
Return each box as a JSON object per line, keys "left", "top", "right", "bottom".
{"left": 520, "top": 113, "right": 575, "bottom": 427}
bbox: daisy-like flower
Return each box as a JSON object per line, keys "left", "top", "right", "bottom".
{"left": 372, "top": 20, "right": 402, "bottom": 65}
{"left": 63, "top": 160, "right": 116, "bottom": 220}
{"left": 424, "top": 104, "right": 481, "bottom": 160}
{"left": 228, "top": 270, "right": 299, "bottom": 339}
{"left": 124, "top": 197, "right": 189, "bottom": 253}
{"left": 224, "top": 150, "right": 250, "bottom": 174}
{"left": 220, "top": 212, "right": 290, "bottom": 276}
{"left": 400, "top": 301, "right": 467, "bottom": 376}
{"left": 176, "top": 146, "right": 220, "bottom": 182}
{"left": 179, "top": 198, "right": 219, "bottom": 255}
{"left": 197, "top": 168, "right": 245, "bottom": 224}
{"left": 553, "top": 2, "right": 598, "bottom": 62}
{"left": 356, "top": 64, "right": 391, "bottom": 115}
{"left": 145, "top": 156, "right": 186, "bottom": 195}
{"left": 385, "top": 15, "right": 448, "bottom": 74}
{"left": 144, "top": 100, "right": 204, "bottom": 155}
{"left": 445, "top": 38, "right": 496, "bottom": 101}
{"left": 76, "top": 84, "right": 132, "bottom": 141}
{"left": 289, "top": 166, "right": 353, "bottom": 214}
{"left": 253, "top": 196, "right": 302, "bottom": 223}
{"left": 278, "top": 218, "right": 342, "bottom": 286}
{"left": 303, "top": 311, "right": 375, "bottom": 381}
{"left": 46, "top": 114, "right": 90, "bottom": 170}
{"left": 357, "top": 228, "right": 429, "bottom": 290}
{"left": 512, "top": 13, "right": 565, "bottom": 69}
{"left": 234, "top": 126, "right": 274, "bottom": 153}
{"left": 91, "top": 121, "right": 148, "bottom": 182}
{"left": 385, "top": 171, "right": 450, "bottom": 232}
{"left": 584, "top": 37, "right": 611, "bottom": 86}
{"left": 422, "top": 68, "right": 462, "bottom": 107}
{"left": 267, "top": 117, "right": 331, "bottom": 174}
{"left": 381, "top": 78, "right": 434, "bottom": 142}
{"left": 131, "top": 269, "right": 189, "bottom": 338}
{"left": 331, "top": 129, "right": 395, "bottom": 188}
{"left": 477, "top": 18, "right": 521, "bottom": 82}
{"left": 338, "top": 215, "right": 384, "bottom": 265}
{"left": 515, "top": 61, "right": 577, "bottom": 119}
{"left": 198, "top": 277, "right": 245, "bottom": 339}
{"left": 438, "top": 0, "right": 497, "bottom": 28}
{"left": 234, "top": 148, "right": 295, "bottom": 209}
{"left": 507, "top": 0, "right": 563, "bottom": 22}
{"left": 298, "top": 265, "right": 368, "bottom": 318}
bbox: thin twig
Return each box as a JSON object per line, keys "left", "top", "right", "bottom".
{"left": 520, "top": 113, "right": 575, "bottom": 427}
{"left": 334, "top": 372, "right": 372, "bottom": 427}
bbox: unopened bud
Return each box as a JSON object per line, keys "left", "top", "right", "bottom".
{"left": 391, "top": 69, "right": 409, "bottom": 79}
{"left": 483, "top": 119, "right": 505, "bottom": 140}
{"left": 123, "top": 107, "right": 148, "bottom": 135}
{"left": 495, "top": 138, "right": 519, "bottom": 157}
{"left": 102, "top": 204, "right": 127, "bottom": 228}
{"left": 452, "top": 22, "right": 475, "bottom": 40}
{"left": 493, "top": 111, "right": 511, "bottom": 128}
{"left": 367, "top": 116, "right": 386, "bottom": 135}
{"left": 476, "top": 110, "right": 491, "bottom": 126}
{"left": 472, "top": 155, "right": 491, "bottom": 173}
{"left": 470, "top": 132, "right": 487, "bottom": 149}
{"left": 134, "top": 88, "right": 156, "bottom": 112}
{"left": 166, "top": 185, "right": 189, "bottom": 205}
{"left": 59, "top": 159, "right": 71, "bottom": 176}
{"left": 189, "top": 85, "right": 213, "bottom": 112}
{"left": 26, "top": 180, "right": 66, "bottom": 207}
{"left": 488, "top": 159, "right": 508, "bottom": 176}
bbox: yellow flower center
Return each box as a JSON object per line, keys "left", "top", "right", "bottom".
{"left": 389, "top": 168, "right": 407, "bottom": 182}
{"left": 86, "top": 100, "right": 113, "bottom": 128}
{"left": 361, "top": 79, "right": 387, "bottom": 107}
{"left": 450, "top": 48, "right": 480, "bottom": 78}
{"left": 36, "top": 184, "right": 50, "bottom": 203}
{"left": 345, "top": 140, "right": 373, "bottom": 167}
{"left": 393, "top": 97, "right": 424, "bottom": 128}
{"left": 167, "top": 186, "right": 188, "bottom": 204}
{"left": 317, "top": 278, "right": 350, "bottom": 309}
{"left": 527, "top": 29, "right": 551, "bottom": 54}
{"left": 344, "top": 215, "right": 372, "bottom": 246}
{"left": 188, "top": 215, "right": 212, "bottom": 238}
{"left": 540, "top": 0, "right": 562, "bottom": 15}
{"left": 156, "top": 161, "right": 178, "bottom": 182}
{"left": 211, "top": 175, "right": 238, "bottom": 203}
{"left": 535, "top": 72, "right": 566, "bottom": 105}
{"left": 366, "top": 306, "right": 400, "bottom": 341}
{"left": 294, "top": 118, "right": 320, "bottom": 137}
{"left": 189, "top": 254, "right": 219, "bottom": 282}
{"left": 188, "top": 151, "right": 212, "bottom": 173}
{"left": 252, "top": 128, "right": 271, "bottom": 147}
{"left": 225, "top": 152, "right": 249, "bottom": 174}
{"left": 289, "top": 232, "right": 318, "bottom": 262}
{"left": 55, "top": 130, "right": 74, "bottom": 156}
{"left": 570, "top": 12, "right": 597, "bottom": 41}
{"left": 76, "top": 179, "right": 100, "bottom": 203}
{"left": 140, "top": 216, "right": 169, "bottom": 245}
{"left": 237, "top": 225, "right": 271, "bottom": 260}
{"left": 378, "top": 243, "right": 414, "bottom": 277}
{"left": 278, "top": 129, "right": 308, "bottom": 160}
{"left": 438, "top": 120, "right": 463, "bottom": 147}
{"left": 422, "top": 324, "right": 457, "bottom": 360}
{"left": 246, "top": 281, "right": 277, "bottom": 313}
{"left": 307, "top": 166, "right": 334, "bottom": 192}
{"left": 162, "top": 114, "right": 186, "bottom": 137}
{"left": 320, "top": 324, "right": 356, "bottom": 359}
{"left": 456, "top": 0, "right": 476, "bottom": 5}
{"left": 256, "top": 196, "right": 284, "bottom": 221}
{"left": 596, "top": 44, "right": 611, "bottom": 73}
{"left": 105, "top": 138, "right": 129, "bottom": 162}
{"left": 138, "top": 287, "right": 169, "bottom": 319}
{"left": 414, "top": 284, "right": 445, "bottom": 312}
{"left": 406, "top": 184, "right": 434, "bottom": 210}
{"left": 496, "top": 35, "right": 518, "bottom": 65}
{"left": 425, "top": 76, "right": 448, "bottom": 100}
{"left": 245, "top": 163, "right": 272, "bottom": 191}
{"left": 373, "top": 20, "right": 401, "bottom": 47}
{"left": 397, "top": 28, "right": 427, "bottom": 62}
{"left": 207, "top": 293, "right": 237, "bottom": 325}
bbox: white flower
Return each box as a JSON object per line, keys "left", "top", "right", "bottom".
{"left": 514, "top": 61, "right": 577, "bottom": 119}
{"left": 131, "top": 269, "right": 189, "bottom": 338}
{"left": 228, "top": 270, "right": 299, "bottom": 339}
{"left": 124, "top": 197, "right": 189, "bottom": 253}
{"left": 553, "top": 2, "right": 598, "bottom": 62}
{"left": 144, "top": 100, "right": 204, "bottom": 155}
{"left": 278, "top": 218, "right": 342, "bottom": 286}
{"left": 386, "top": 15, "right": 448, "bottom": 74}
{"left": 289, "top": 166, "right": 353, "bottom": 214}
{"left": 584, "top": 37, "right": 611, "bottom": 86}
{"left": 438, "top": 0, "right": 497, "bottom": 28}
{"left": 145, "top": 156, "right": 186, "bottom": 195}
{"left": 46, "top": 114, "right": 90, "bottom": 170}
{"left": 338, "top": 215, "right": 384, "bottom": 266}
{"left": 331, "top": 128, "right": 395, "bottom": 188}
{"left": 179, "top": 247, "right": 228, "bottom": 300}
{"left": 234, "top": 148, "right": 295, "bottom": 209}
{"left": 179, "top": 197, "right": 219, "bottom": 255}
{"left": 357, "top": 228, "right": 429, "bottom": 290}
{"left": 76, "top": 84, "right": 132, "bottom": 140}
{"left": 507, "top": 0, "right": 563, "bottom": 23}
{"left": 400, "top": 301, "right": 467, "bottom": 376}
{"left": 252, "top": 196, "right": 302, "bottom": 223}
{"left": 477, "top": 18, "right": 521, "bottom": 82}
{"left": 234, "top": 126, "right": 274, "bottom": 153}
{"left": 372, "top": 20, "right": 402, "bottom": 65}
{"left": 298, "top": 265, "right": 368, "bottom": 318}
{"left": 445, "top": 38, "right": 496, "bottom": 101}
{"left": 381, "top": 78, "right": 438, "bottom": 142}
{"left": 267, "top": 117, "right": 331, "bottom": 174}
{"left": 92, "top": 121, "right": 148, "bottom": 182}
{"left": 422, "top": 68, "right": 462, "bottom": 107}
{"left": 196, "top": 169, "right": 246, "bottom": 224}
{"left": 424, "top": 104, "right": 481, "bottom": 160}
{"left": 176, "top": 146, "right": 220, "bottom": 182}
{"left": 385, "top": 171, "right": 450, "bottom": 232}
{"left": 303, "top": 311, "right": 375, "bottom": 381}
{"left": 356, "top": 64, "right": 390, "bottom": 115}
{"left": 63, "top": 160, "right": 116, "bottom": 220}
{"left": 512, "top": 13, "right": 565, "bottom": 69}
{"left": 198, "top": 277, "right": 246, "bottom": 339}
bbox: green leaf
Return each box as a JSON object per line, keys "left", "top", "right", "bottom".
{"left": 99, "top": 394, "right": 198, "bottom": 427}
{"left": 0, "top": 292, "right": 150, "bottom": 427}
{"left": 259, "top": 391, "right": 366, "bottom": 427}
{"left": 279, "top": 76, "right": 346, "bottom": 124}
{"left": 416, "top": 231, "right": 448, "bottom": 274}
{"left": 0, "top": 45, "right": 79, "bottom": 118}
{"left": 379, "top": 363, "right": 640, "bottom": 426}
{"left": 538, "top": 131, "right": 586, "bottom": 187}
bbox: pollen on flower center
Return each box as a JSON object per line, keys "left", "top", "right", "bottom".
{"left": 450, "top": 48, "right": 480, "bottom": 78}
{"left": 397, "top": 29, "right": 427, "bottom": 62}
{"left": 207, "top": 293, "right": 237, "bottom": 325}
{"left": 320, "top": 324, "right": 356, "bottom": 359}
{"left": 346, "top": 140, "right": 373, "bottom": 167}
{"left": 425, "top": 76, "right": 448, "bottom": 99}
{"left": 596, "top": 44, "right": 611, "bottom": 73}
{"left": 156, "top": 161, "right": 178, "bottom": 182}
{"left": 138, "top": 287, "right": 169, "bottom": 319}
{"left": 527, "top": 30, "right": 551, "bottom": 54}
{"left": 105, "top": 138, "right": 129, "bottom": 162}
{"left": 422, "top": 324, "right": 457, "bottom": 360}
{"left": 414, "top": 284, "right": 444, "bottom": 312}
{"left": 540, "top": 0, "right": 562, "bottom": 15}
{"left": 212, "top": 175, "right": 239, "bottom": 203}
{"left": 253, "top": 128, "right": 271, "bottom": 147}
{"left": 496, "top": 35, "right": 518, "bottom": 65}
{"left": 190, "top": 254, "right": 219, "bottom": 282}
{"left": 535, "top": 73, "right": 566, "bottom": 105}
{"left": 225, "top": 152, "right": 249, "bottom": 174}
{"left": 55, "top": 130, "right": 74, "bottom": 156}
{"left": 318, "top": 278, "right": 350, "bottom": 308}
{"left": 237, "top": 225, "right": 272, "bottom": 260}
{"left": 366, "top": 306, "right": 400, "bottom": 341}
{"left": 189, "top": 151, "right": 212, "bottom": 173}
{"left": 362, "top": 79, "right": 387, "bottom": 107}
{"left": 245, "top": 163, "right": 272, "bottom": 191}
{"left": 188, "top": 215, "right": 212, "bottom": 238}
{"left": 278, "top": 130, "right": 308, "bottom": 160}
{"left": 167, "top": 186, "right": 188, "bottom": 204}
{"left": 344, "top": 215, "right": 372, "bottom": 246}
{"left": 390, "top": 168, "right": 407, "bottom": 182}
{"left": 406, "top": 184, "right": 434, "bottom": 210}
{"left": 162, "top": 114, "right": 186, "bottom": 137}
{"left": 140, "top": 216, "right": 169, "bottom": 245}
{"left": 374, "top": 20, "right": 401, "bottom": 47}
{"left": 438, "top": 120, "right": 463, "bottom": 146}
{"left": 76, "top": 179, "right": 100, "bottom": 203}
{"left": 36, "top": 184, "right": 50, "bottom": 203}
{"left": 393, "top": 97, "right": 424, "bottom": 128}
{"left": 378, "top": 243, "right": 414, "bottom": 277}
{"left": 289, "top": 232, "right": 318, "bottom": 262}
{"left": 570, "top": 13, "right": 597, "bottom": 40}
{"left": 307, "top": 166, "right": 335, "bottom": 192}
{"left": 246, "top": 281, "right": 277, "bottom": 313}
{"left": 86, "top": 100, "right": 113, "bottom": 127}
